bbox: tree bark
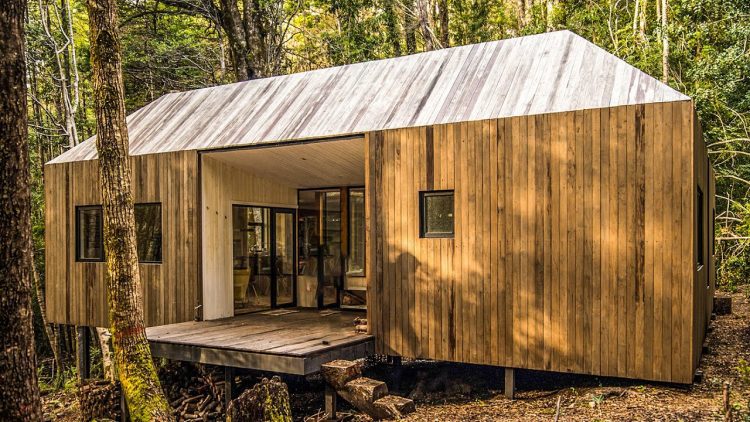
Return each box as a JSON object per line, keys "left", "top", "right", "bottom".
{"left": 85, "top": 0, "right": 173, "bottom": 419}
{"left": 96, "top": 327, "right": 115, "bottom": 381}
{"left": 438, "top": 0, "right": 449, "bottom": 47}
{"left": 219, "top": 0, "right": 255, "bottom": 80}
{"left": 38, "top": 0, "right": 80, "bottom": 148}
{"left": 0, "top": 0, "right": 44, "bottom": 419}
{"left": 226, "top": 376, "right": 292, "bottom": 422}
{"left": 31, "top": 248, "right": 63, "bottom": 383}
{"left": 416, "top": 0, "right": 433, "bottom": 51}
{"left": 516, "top": 0, "right": 527, "bottom": 29}
{"left": 404, "top": 0, "right": 417, "bottom": 54}
{"left": 383, "top": 0, "right": 402, "bottom": 56}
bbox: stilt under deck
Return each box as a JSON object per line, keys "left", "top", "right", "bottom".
{"left": 146, "top": 309, "right": 374, "bottom": 375}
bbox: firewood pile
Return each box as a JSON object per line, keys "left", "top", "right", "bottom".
{"left": 160, "top": 362, "right": 225, "bottom": 421}
{"left": 78, "top": 379, "right": 121, "bottom": 421}
{"left": 354, "top": 317, "right": 367, "bottom": 333}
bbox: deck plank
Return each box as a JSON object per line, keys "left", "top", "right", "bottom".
{"left": 146, "top": 309, "right": 373, "bottom": 375}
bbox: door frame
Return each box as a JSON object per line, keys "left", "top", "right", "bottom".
{"left": 297, "top": 188, "right": 344, "bottom": 308}
{"left": 270, "top": 207, "right": 297, "bottom": 308}
{"left": 231, "top": 204, "right": 297, "bottom": 310}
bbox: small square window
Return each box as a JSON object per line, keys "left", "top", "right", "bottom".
{"left": 76, "top": 205, "right": 104, "bottom": 262}
{"left": 420, "top": 191, "right": 454, "bottom": 238}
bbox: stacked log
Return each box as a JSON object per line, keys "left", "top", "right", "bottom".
{"left": 78, "top": 379, "right": 121, "bottom": 421}
{"left": 168, "top": 390, "right": 222, "bottom": 420}
{"left": 353, "top": 317, "right": 368, "bottom": 334}
{"left": 321, "top": 359, "right": 415, "bottom": 420}
{"left": 226, "top": 376, "right": 292, "bottom": 422}
{"left": 160, "top": 363, "right": 224, "bottom": 420}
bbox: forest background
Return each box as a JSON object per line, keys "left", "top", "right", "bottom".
{"left": 25, "top": 0, "right": 750, "bottom": 381}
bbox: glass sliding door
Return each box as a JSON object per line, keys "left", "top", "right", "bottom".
{"left": 297, "top": 190, "right": 320, "bottom": 307}
{"left": 232, "top": 205, "right": 296, "bottom": 312}
{"left": 297, "top": 189, "right": 346, "bottom": 308}
{"left": 232, "top": 206, "right": 271, "bottom": 313}
{"left": 342, "top": 188, "right": 367, "bottom": 309}
{"left": 272, "top": 209, "right": 295, "bottom": 307}
{"left": 322, "top": 191, "right": 342, "bottom": 307}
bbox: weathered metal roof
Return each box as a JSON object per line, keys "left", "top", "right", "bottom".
{"left": 50, "top": 30, "right": 689, "bottom": 164}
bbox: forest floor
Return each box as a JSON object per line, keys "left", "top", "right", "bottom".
{"left": 40, "top": 287, "right": 750, "bottom": 421}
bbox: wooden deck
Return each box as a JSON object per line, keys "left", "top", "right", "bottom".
{"left": 146, "top": 309, "right": 374, "bottom": 375}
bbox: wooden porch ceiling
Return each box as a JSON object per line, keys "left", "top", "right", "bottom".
{"left": 146, "top": 309, "right": 373, "bottom": 375}
{"left": 201, "top": 137, "right": 365, "bottom": 189}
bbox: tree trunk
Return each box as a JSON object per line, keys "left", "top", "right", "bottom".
{"left": 84, "top": 0, "right": 173, "bottom": 419}
{"left": 31, "top": 248, "right": 63, "bottom": 383}
{"left": 96, "top": 327, "right": 115, "bottom": 381}
{"left": 227, "top": 376, "right": 292, "bottom": 422}
{"left": 0, "top": 0, "right": 44, "bottom": 419}
{"left": 219, "top": 0, "right": 255, "bottom": 81}
{"left": 661, "top": 0, "right": 669, "bottom": 82}
{"left": 384, "top": 0, "right": 402, "bottom": 56}
{"left": 438, "top": 0, "right": 449, "bottom": 47}
{"left": 516, "top": 0, "right": 527, "bottom": 29}
{"left": 416, "top": 0, "right": 433, "bottom": 51}
{"left": 404, "top": 0, "right": 417, "bottom": 54}
{"left": 39, "top": 0, "right": 80, "bottom": 148}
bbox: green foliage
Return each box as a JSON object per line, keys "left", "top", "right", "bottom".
{"left": 718, "top": 254, "right": 750, "bottom": 292}
{"left": 38, "top": 364, "right": 78, "bottom": 394}
{"left": 118, "top": 1, "right": 231, "bottom": 111}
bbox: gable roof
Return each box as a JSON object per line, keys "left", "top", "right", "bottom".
{"left": 50, "top": 30, "right": 689, "bottom": 164}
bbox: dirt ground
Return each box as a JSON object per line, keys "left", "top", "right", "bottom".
{"left": 41, "top": 288, "right": 750, "bottom": 421}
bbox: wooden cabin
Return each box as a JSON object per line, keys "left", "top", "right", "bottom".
{"left": 45, "top": 30, "right": 715, "bottom": 383}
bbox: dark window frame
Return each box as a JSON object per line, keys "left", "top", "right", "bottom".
{"left": 347, "top": 187, "right": 366, "bottom": 277}
{"left": 75, "top": 205, "right": 105, "bottom": 262}
{"left": 75, "top": 203, "right": 164, "bottom": 264}
{"left": 420, "top": 190, "right": 455, "bottom": 238}
{"left": 135, "top": 202, "right": 163, "bottom": 264}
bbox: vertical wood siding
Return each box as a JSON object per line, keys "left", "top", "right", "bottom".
{"left": 45, "top": 150, "right": 199, "bottom": 328}
{"left": 366, "top": 101, "right": 709, "bottom": 383}
{"left": 199, "top": 155, "right": 298, "bottom": 320}
{"left": 692, "top": 112, "right": 715, "bottom": 371}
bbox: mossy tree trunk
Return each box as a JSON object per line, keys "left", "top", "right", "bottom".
{"left": 84, "top": 0, "right": 172, "bottom": 419}
{"left": 0, "top": 0, "right": 44, "bottom": 419}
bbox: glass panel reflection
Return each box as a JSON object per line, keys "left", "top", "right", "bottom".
{"left": 275, "top": 211, "right": 294, "bottom": 306}
{"left": 232, "top": 206, "right": 271, "bottom": 312}
{"left": 423, "top": 192, "right": 454, "bottom": 236}
{"left": 323, "top": 191, "right": 341, "bottom": 306}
